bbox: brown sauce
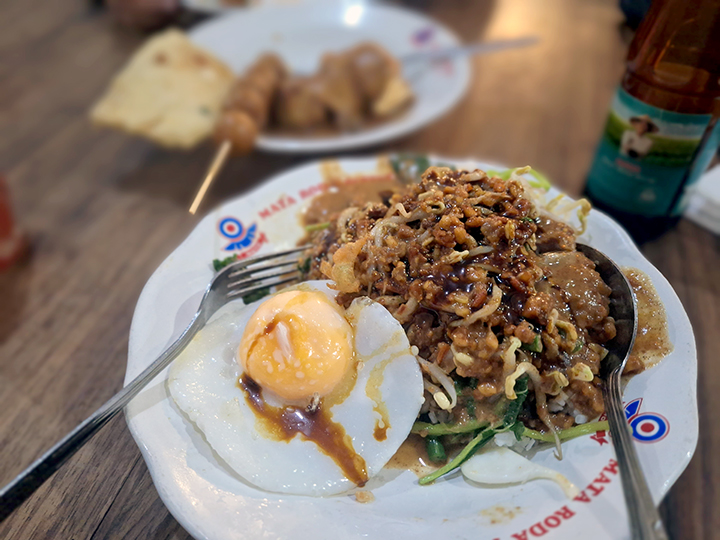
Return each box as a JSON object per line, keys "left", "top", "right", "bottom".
{"left": 623, "top": 267, "right": 673, "bottom": 374}
{"left": 365, "top": 356, "right": 394, "bottom": 442}
{"left": 302, "top": 177, "right": 401, "bottom": 226}
{"left": 238, "top": 374, "right": 369, "bottom": 487}
{"left": 385, "top": 434, "right": 438, "bottom": 478}
{"left": 354, "top": 490, "right": 375, "bottom": 503}
{"left": 344, "top": 301, "right": 409, "bottom": 443}
{"left": 479, "top": 505, "right": 524, "bottom": 525}
{"left": 428, "top": 265, "right": 479, "bottom": 297}
{"left": 540, "top": 251, "right": 613, "bottom": 329}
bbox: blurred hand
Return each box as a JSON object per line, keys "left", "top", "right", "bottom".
{"left": 107, "top": 0, "right": 180, "bottom": 31}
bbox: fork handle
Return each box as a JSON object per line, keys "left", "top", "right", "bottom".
{"left": 603, "top": 371, "right": 669, "bottom": 540}
{"left": 400, "top": 37, "right": 539, "bottom": 65}
{"left": 0, "top": 311, "right": 206, "bottom": 522}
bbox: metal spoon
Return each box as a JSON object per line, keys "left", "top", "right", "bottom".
{"left": 577, "top": 243, "right": 669, "bottom": 540}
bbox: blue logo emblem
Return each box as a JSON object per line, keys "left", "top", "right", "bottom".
{"left": 624, "top": 398, "right": 669, "bottom": 443}
{"left": 219, "top": 217, "right": 258, "bottom": 252}
{"left": 593, "top": 398, "right": 670, "bottom": 446}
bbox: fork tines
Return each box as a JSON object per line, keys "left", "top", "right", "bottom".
{"left": 226, "top": 245, "right": 310, "bottom": 277}
{"left": 225, "top": 245, "right": 311, "bottom": 300}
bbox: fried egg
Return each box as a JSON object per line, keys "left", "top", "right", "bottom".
{"left": 168, "top": 280, "right": 424, "bottom": 496}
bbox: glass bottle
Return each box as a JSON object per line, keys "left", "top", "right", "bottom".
{"left": 584, "top": 0, "right": 720, "bottom": 241}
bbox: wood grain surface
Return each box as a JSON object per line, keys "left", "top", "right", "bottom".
{"left": 0, "top": 0, "right": 717, "bottom": 538}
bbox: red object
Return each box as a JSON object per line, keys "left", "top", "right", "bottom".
{"left": 0, "top": 176, "right": 28, "bottom": 271}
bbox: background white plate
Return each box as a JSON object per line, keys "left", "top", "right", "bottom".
{"left": 188, "top": 4, "right": 471, "bottom": 153}
{"left": 125, "top": 156, "right": 697, "bottom": 540}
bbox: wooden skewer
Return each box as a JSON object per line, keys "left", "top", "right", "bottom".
{"left": 187, "top": 55, "right": 277, "bottom": 215}
{"left": 189, "top": 139, "right": 232, "bottom": 215}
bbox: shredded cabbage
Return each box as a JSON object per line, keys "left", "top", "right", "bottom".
{"left": 487, "top": 166, "right": 591, "bottom": 235}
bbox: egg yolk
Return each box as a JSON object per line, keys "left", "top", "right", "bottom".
{"left": 238, "top": 290, "right": 354, "bottom": 402}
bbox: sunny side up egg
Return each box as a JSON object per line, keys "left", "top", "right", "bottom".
{"left": 167, "top": 280, "right": 425, "bottom": 496}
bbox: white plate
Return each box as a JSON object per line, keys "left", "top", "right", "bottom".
{"left": 125, "top": 156, "right": 698, "bottom": 540}
{"left": 188, "top": 4, "right": 471, "bottom": 153}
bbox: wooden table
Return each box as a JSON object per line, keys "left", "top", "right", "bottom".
{"left": 0, "top": 0, "right": 716, "bottom": 538}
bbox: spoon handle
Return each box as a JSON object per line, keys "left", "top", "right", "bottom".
{"left": 604, "top": 370, "right": 669, "bottom": 540}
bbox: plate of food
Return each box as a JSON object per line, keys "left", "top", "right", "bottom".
{"left": 91, "top": 4, "right": 471, "bottom": 154}
{"left": 125, "top": 155, "right": 697, "bottom": 540}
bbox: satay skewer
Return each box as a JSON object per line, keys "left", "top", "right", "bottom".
{"left": 188, "top": 54, "right": 286, "bottom": 215}
{"left": 189, "top": 139, "right": 232, "bottom": 215}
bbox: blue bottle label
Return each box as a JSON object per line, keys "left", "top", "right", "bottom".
{"left": 586, "top": 87, "right": 718, "bottom": 217}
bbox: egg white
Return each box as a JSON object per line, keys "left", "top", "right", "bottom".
{"left": 167, "top": 280, "right": 424, "bottom": 496}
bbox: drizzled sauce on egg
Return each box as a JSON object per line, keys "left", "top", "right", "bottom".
{"left": 238, "top": 374, "right": 369, "bottom": 487}
{"left": 365, "top": 356, "right": 394, "bottom": 442}
{"left": 357, "top": 320, "right": 407, "bottom": 443}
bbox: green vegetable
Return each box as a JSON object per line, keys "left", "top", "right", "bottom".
{"left": 453, "top": 376, "right": 478, "bottom": 390}
{"left": 390, "top": 153, "right": 433, "bottom": 183}
{"left": 486, "top": 168, "right": 513, "bottom": 181}
{"left": 502, "top": 375, "right": 529, "bottom": 426}
{"left": 523, "top": 421, "right": 609, "bottom": 443}
{"left": 242, "top": 287, "right": 270, "bottom": 304}
{"left": 486, "top": 167, "right": 552, "bottom": 190}
{"left": 444, "top": 432, "right": 474, "bottom": 446}
{"left": 520, "top": 217, "right": 536, "bottom": 223}
{"left": 213, "top": 255, "right": 238, "bottom": 272}
{"left": 527, "top": 168, "right": 552, "bottom": 190}
{"left": 417, "top": 377, "right": 605, "bottom": 485}
{"left": 449, "top": 378, "right": 479, "bottom": 418}
{"left": 304, "top": 221, "right": 331, "bottom": 233}
{"left": 418, "top": 375, "right": 530, "bottom": 485}
{"left": 412, "top": 419, "right": 488, "bottom": 437}
{"left": 414, "top": 155, "right": 430, "bottom": 173}
{"left": 464, "top": 396, "right": 476, "bottom": 418}
{"left": 521, "top": 334, "right": 543, "bottom": 353}
{"left": 571, "top": 338, "right": 584, "bottom": 354}
{"left": 298, "top": 257, "right": 311, "bottom": 275}
{"left": 419, "top": 429, "right": 496, "bottom": 485}
{"left": 425, "top": 437, "right": 447, "bottom": 463}
{"left": 435, "top": 162, "right": 457, "bottom": 171}
{"left": 511, "top": 421, "right": 526, "bottom": 441}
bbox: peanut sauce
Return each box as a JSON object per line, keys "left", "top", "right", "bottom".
{"left": 623, "top": 267, "right": 673, "bottom": 374}
{"left": 302, "top": 177, "right": 401, "bottom": 226}
{"left": 385, "top": 434, "right": 438, "bottom": 477}
{"left": 238, "top": 374, "right": 369, "bottom": 487}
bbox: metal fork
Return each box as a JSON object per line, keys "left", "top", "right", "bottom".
{"left": 0, "top": 245, "right": 309, "bottom": 522}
